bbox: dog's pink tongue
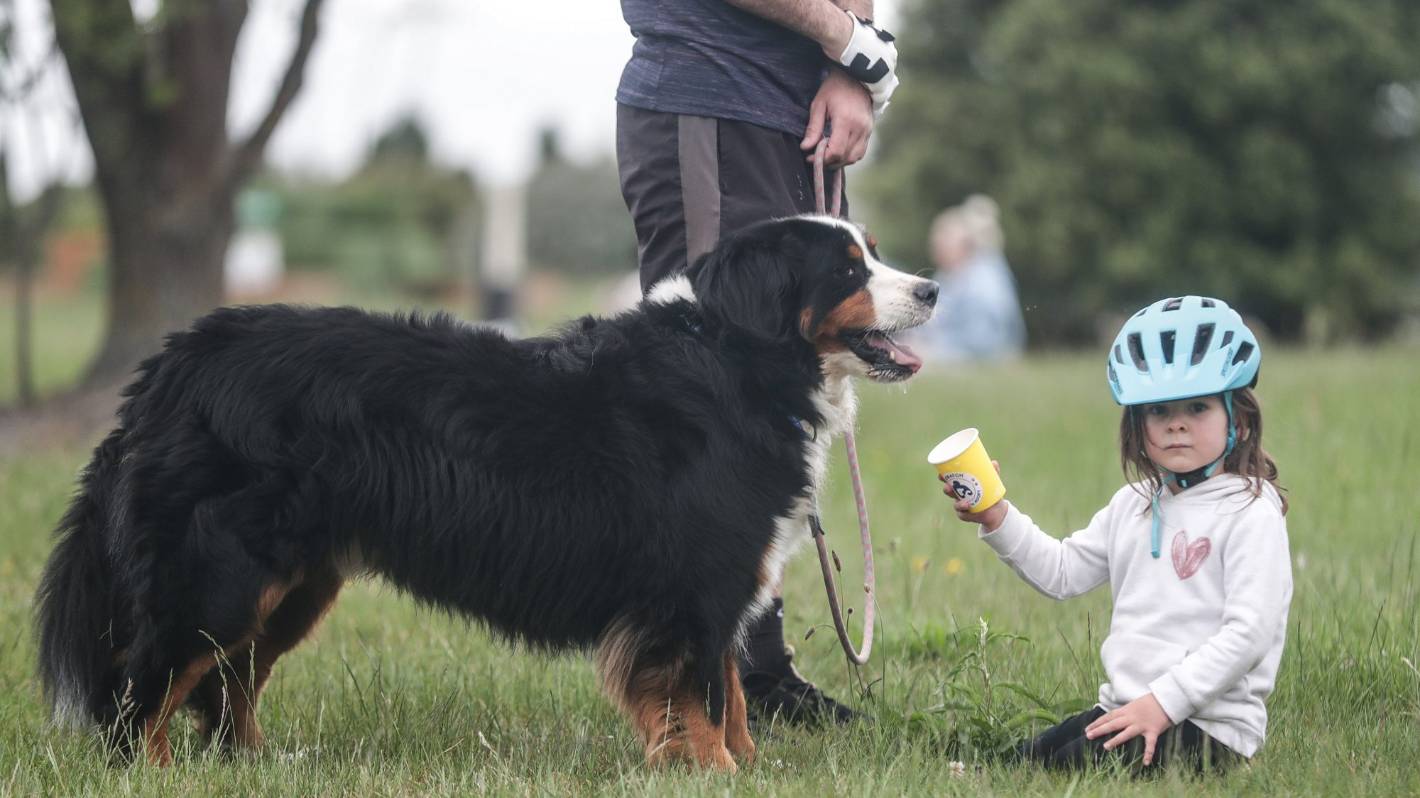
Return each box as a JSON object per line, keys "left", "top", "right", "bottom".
{"left": 867, "top": 333, "right": 923, "bottom": 373}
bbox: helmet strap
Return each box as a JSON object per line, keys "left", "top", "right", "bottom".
{"left": 1144, "top": 390, "right": 1236, "bottom": 559}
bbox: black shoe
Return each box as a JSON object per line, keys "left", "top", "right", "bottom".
{"left": 741, "top": 657, "right": 860, "bottom": 728}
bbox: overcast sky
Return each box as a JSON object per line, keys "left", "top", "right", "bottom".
{"left": 4, "top": 0, "right": 901, "bottom": 201}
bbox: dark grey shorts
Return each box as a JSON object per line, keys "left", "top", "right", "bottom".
{"left": 616, "top": 103, "right": 849, "bottom": 293}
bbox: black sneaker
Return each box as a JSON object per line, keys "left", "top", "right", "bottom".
{"left": 741, "top": 658, "right": 860, "bottom": 728}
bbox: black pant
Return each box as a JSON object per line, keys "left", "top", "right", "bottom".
{"left": 1017, "top": 706, "right": 1241, "bottom": 774}
{"left": 615, "top": 103, "right": 848, "bottom": 293}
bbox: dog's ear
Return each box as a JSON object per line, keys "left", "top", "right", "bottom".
{"left": 687, "top": 228, "right": 806, "bottom": 340}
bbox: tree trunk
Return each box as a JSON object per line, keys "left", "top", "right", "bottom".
{"left": 0, "top": 144, "right": 58, "bottom": 407}
{"left": 85, "top": 190, "right": 234, "bottom": 379}
{"left": 15, "top": 240, "right": 37, "bottom": 407}
{"left": 49, "top": 0, "right": 324, "bottom": 385}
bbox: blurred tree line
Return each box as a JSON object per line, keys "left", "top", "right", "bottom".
{"left": 261, "top": 116, "right": 479, "bottom": 296}
{"left": 261, "top": 120, "right": 635, "bottom": 292}
{"left": 525, "top": 127, "right": 638, "bottom": 277}
{"left": 865, "top": 0, "right": 1420, "bottom": 343}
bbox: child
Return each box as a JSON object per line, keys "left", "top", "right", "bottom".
{"left": 946, "top": 296, "right": 1292, "bottom": 772}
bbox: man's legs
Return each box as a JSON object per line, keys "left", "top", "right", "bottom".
{"left": 615, "top": 103, "right": 857, "bottom": 726}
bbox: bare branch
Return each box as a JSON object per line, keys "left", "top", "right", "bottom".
{"left": 224, "top": 0, "right": 324, "bottom": 187}
{"left": 0, "top": 44, "right": 62, "bottom": 105}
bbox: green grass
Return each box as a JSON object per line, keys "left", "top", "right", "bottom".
{"left": 2, "top": 333, "right": 1418, "bottom": 794}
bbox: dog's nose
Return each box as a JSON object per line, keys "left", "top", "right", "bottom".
{"left": 914, "top": 280, "right": 939, "bottom": 307}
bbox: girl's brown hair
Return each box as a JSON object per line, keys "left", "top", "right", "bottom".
{"left": 1119, "top": 387, "right": 1288, "bottom": 514}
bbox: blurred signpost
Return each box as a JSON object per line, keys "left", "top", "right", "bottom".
{"left": 479, "top": 183, "right": 527, "bottom": 331}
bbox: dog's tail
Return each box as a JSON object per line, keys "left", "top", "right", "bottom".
{"left": 34, "top": 430, "right": 127, "bottom": 729}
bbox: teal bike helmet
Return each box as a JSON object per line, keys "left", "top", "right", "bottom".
{"left": 1107, "top": 295, "right": 1260, "bottom": 406}
{"left": 1106, "top": 296, "right": 1262, "bottom": 557}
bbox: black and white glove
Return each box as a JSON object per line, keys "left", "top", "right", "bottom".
{"left": 834, "top": 11, "right": 899, "bottom": 118}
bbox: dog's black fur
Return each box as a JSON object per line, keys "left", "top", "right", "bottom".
{"left": 34, "top": 215, "right": 934, "bottom": 762}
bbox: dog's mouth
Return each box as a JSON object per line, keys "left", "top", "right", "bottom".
{"left": 841, "top": 329, "right": 923, "bottom": 381}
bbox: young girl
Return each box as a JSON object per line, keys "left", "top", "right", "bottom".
{"left": 947, "top": 296, "right": 1292, "bottom": 772}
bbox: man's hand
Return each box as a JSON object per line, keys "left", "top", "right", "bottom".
{"left": 1085, "top": 693, "right": 1175, "bottom": 766}
{"left": 800, "top": 67, "right": 874, "bottom": 167}
{"left": 723, "top": 2, "right": 897, "bottom": 116}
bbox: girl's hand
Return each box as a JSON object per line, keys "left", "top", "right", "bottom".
{"left": 941, "top": 461, "right": 1008, "bottom": 532}
{"left": 1084, "top": 693, "right": 1174, "bottom": 766}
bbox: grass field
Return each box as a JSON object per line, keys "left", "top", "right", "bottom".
{"left": 1, "top": 313, "right": 1417, "bottom": 794}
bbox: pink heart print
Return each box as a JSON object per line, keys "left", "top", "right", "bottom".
{"left": 1171, "top": 530, "right": 1211, "bottom": 580}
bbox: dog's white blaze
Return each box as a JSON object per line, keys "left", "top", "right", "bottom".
{"left": 645, "top": 274, "right": 697, "bottom": 306}
{"left": 866, "top": 259, "right": 935, "bottom": 331}
{"left": 741, "top": 373, "right": 859, "bottom": 640}
{"left": 802, "top": 214, "right": 935, "bottom": 331}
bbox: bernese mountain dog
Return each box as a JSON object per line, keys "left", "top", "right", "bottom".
{"left": 34, "top": 214, "right": 938, "bottom": 771}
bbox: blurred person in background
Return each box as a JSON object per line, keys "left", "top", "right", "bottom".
{"left": 913, "top": 195, "right": 1026, "bottom": 363}
{"left": 614, "top": 0, "right": 902, "bottom": 726}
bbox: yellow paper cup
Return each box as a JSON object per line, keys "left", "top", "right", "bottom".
{"left": 928, "top": 428, "right": 1006, "bottom": 513}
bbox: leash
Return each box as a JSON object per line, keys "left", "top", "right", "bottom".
{"left": 809, "top": 139, "right": 875, "bottom": 666}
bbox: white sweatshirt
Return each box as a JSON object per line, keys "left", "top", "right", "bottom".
{"left": 979, "top": 474, "right": 1292, "bottom": 757}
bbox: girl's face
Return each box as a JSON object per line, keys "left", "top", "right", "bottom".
{"left": 1140, "top": 395, "right": 1229, "bottom": 474}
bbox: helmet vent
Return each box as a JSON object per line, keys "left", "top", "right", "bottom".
{"left": 1127, "top": 333, "right": 1148, "bottom": 372}
{"left": 1191, "top": 323, "right": 1215, "bottom": 365}
{"left": 1219, "top": 330, "right": 1234, "bottom": 349}
{"left": 1232, "top": 341, "right": 1255, "bottom": 366}
{"left": 1163, "top": 298, "right": 1183, "bottom": 312}
{"left": 1114, "top": 344, "right": 1125, "bottom": 364}
{"left": 1201, "top": 298, "right": 1216, "bottom": 308}
{"left": 1160, "top": 330, "right": 1176, "bottom": 364}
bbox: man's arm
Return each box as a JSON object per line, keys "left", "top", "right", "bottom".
{"left": 722, "top": 0, "right": 855, "bottom": 58}
{"left": 832, "top": 0, "right": 874, "bottom": 23}
{"left": 726, "top": 0, "right": 895, "bottom": 165}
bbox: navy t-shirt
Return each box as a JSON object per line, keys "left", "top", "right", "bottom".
{"left": 616, "top": 0, "right": 827, "bottom": 137}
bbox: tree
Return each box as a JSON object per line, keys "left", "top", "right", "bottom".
{"left": 267, "top": 114, "right": 479, "bottom": 294}
{"left": 524, "top": 126, "right": 638, "bottom": 277}
{"left": 865, "top": 0, "right": 1420, "bottom": 343}
{"left": 48, "top": 0, "right": 324, "bottom": 382}
{"left": 0, "top": 139, "right": 63, "bottom": 407}
{"left": 1, "top": 0, "right": 67, "bottom": 406}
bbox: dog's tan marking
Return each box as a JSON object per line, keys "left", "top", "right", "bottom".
{"left": 596, "top": 637, "right": 738, "bottom": 772}
{"left": 810, "top": 290, "right": 877, "bottom": 350}
{"left": 143, "top": 651, "right": 227, "bottom": 765}
{"left": 722, "top": 654, "right": 755, "bottom": 765}
{"left": 196, "top": 567, "right": 343, "bottom": 752}
{"left": 847, "top": 243, "right": 863, "bottom": 260}
{"left": 255, "top": 578, "right": 296, "bottom": 627}
{"left": 639, "top": 678, "right": 736, "bottom": 772}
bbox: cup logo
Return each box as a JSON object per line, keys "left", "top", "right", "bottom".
{"left": 944, "top": 472, "right": 983, "bottom": 506}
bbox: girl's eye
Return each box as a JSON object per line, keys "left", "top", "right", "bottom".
{"left": 1147, "top": 405, "right": 1167, "bottom": 416}
{"left": 1190, "top": 402, "right": 1209, "bottom": 413}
